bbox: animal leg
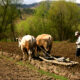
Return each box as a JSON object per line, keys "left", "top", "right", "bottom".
{"left": 28, "top": 50, "right": 32, "bottom": 61}
{"left": 21, "top": 46, "right": 26, "bottom": 60}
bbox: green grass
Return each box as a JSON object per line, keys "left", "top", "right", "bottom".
{"left": 0, "top": 55, "right": 68, "bottom": 80}
{"left": 38, "top": 69, "right": 68, "bottom": 80}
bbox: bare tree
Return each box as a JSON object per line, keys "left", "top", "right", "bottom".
{"left": 0, "top": 0, "right": 23, "bottom": 41}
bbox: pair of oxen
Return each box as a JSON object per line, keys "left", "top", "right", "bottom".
{"left": 17, "top": 34, "right": 53, "bottom": 61}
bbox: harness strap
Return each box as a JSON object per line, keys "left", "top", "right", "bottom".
{"left": 38, "top": 46, "right": 50, "bottom": 57}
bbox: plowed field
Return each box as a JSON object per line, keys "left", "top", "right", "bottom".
{"left": 0, "top": 41, "right": 80, "bottom": 80}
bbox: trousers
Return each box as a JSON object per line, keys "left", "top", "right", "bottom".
{"left": 76, "top": 48, "right": 80, "bottom": 57}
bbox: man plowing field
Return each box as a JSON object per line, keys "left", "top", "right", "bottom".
{"left": 75, "top": 31, "right": 80, "bottom": 57}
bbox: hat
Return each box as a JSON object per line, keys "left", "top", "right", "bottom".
{"left": 75, "top": 31, "right": 79, "bottom": 36}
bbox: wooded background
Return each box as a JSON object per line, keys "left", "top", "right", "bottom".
{"left": 0, "top": 0, "right": 80, "bottom": 41}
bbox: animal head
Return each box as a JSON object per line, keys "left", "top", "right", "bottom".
{"left": 16, "top": 37, "right": 22, "bottom": 47}
{"left": 75, "top": 31, "right": 79, "bottom": 36}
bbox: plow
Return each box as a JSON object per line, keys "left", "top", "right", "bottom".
{"left": 38, "top": 46, "right": 79, "bottom": 66}
{"left": 39, "top": 56, "right": 79, "bottom": 66}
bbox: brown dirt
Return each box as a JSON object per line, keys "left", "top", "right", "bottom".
{"left": 52, "top": 41, "right": 80, "bottom": 73}
{"left": 0, "top": 41, "right": 80, "bottom": 80}
{"left": 0, "top": 54, "right": 54, "bottom": 80}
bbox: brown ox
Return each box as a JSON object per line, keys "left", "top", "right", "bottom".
{"left": 17, "top": 35, "right": 36, "bottom": 61}
{"left": 36, "top": 34, "right": 53, "bottom": 56}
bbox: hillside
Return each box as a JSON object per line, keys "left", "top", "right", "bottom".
{"left": 19, "top": 2, "right": 80, "bottom": 9}
{"left": 18, "top": 3, "right": 40, "bottom": 9}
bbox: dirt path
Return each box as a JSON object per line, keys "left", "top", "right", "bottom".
{"left": 0, "top": 56, "right": 54, "bottom": 80}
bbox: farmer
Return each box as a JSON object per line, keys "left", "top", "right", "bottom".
{"left": 75, "top": 31, "right": 80, "bottom": 57}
